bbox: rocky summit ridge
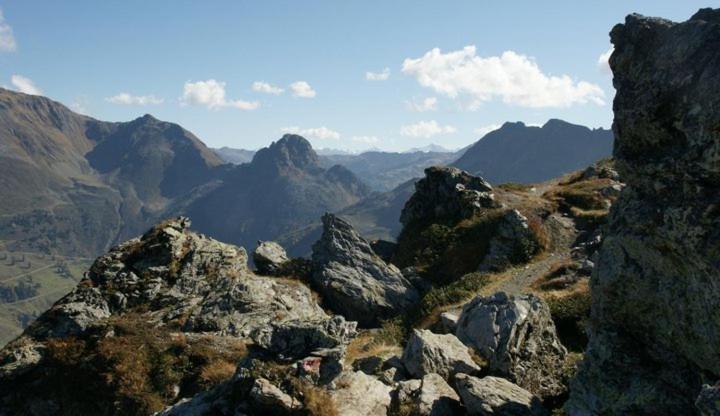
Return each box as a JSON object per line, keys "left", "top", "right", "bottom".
{"left": 1, "top": 7, "right": 718, "bottom": 416}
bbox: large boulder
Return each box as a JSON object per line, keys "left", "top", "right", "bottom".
{"left": 330, "top": 371, "right": 393, "bottom": 416}
{"left": 311, "top": 213, "right": 419, "bottom": 326}
{"left": 567, "top": 9, "right": 720, "bottom": 415}
{"left": 252, "top": 315, "right": 357, "bottom": 360}
{"left": 455, "top": 293, "right": 567, "bottom": 399}
{"left": 402, "top": 329, "right": 481, "bottom": 380}
{"left": 478, "top": 209, "right": 538, "bottom": 272}
{"left": 455, "top": 374, "right": 548, "bottom": 416}
{"left": 393, "top": 373, "right": 463, "bottom": 416}
{"left": 252, "top": 241, "right": 290, "bottom": 275}
{"left": 400, "top": 166, "right": 497, "bottom": 227}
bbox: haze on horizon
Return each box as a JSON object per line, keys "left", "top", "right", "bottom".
{"left": 0, "top": 1, "right": 708, "bottom": 152}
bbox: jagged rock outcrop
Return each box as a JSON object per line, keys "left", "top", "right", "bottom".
{"left": 311, "top": 213, "right": 419, "bottom": 326}
{"left": 252, "top": 315, "right": 356, "bottom": 360}
{"left": 478, "top": 209, "right": 538, "bottom": 272}
{"left": 402, "top": 329, "right": 481, "bottom": 380}
{"left": 568, "top": 9, "right": 720, "bottom": 415}
{"left": 252, "top": 240, "right": 289, "bottom": 275}
{"left": 400, "top": 166, "right": 498, "bottom": 227}
{"left": 456, "top": 293, "right": 567, "bottom": 399}
{"left": 393, "top": 373, "right": 463, "bottom": 416}
{"left": 455, "top": 374, "right": 548, "bottom": 416}
{"left": 0, "top": 218, "right": 355, "bottom": 415}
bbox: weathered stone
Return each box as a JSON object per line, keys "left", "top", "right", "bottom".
{"left": 567, "top": 9, "right": 720, "bottom": 415}
{"left": 394, "top": 373, "right": 462, "bottom": 416}
{"left": 249, "top": 378, "right": 297, "bottom": 411}
{"left": 0, "top": 217, "right": 333, "bottom": 395}
{"left": 402, "top": 329, "right": 481, "bottom": 380}
{"left": 253, "top": 241, "right": 289, "bottom": 275}
{"left": 400, "top": 166, "right": 497, "bottom": 227}
{"left": 251, "top": 315, "right": 357, "bottom": 360}
{"left": 330, "top": 371, "right": 392, "bottom": 416}
{"left": 311, "top": 213, "right": 419, "bottom": 327}
{"left": 478, "top": 210, "right": 538, "bottom": 272}
{"left": 438, "top": 312, "right": 459, "bottom": 334}
{"left": 455, "top": 374, "right": 548, "bottom": 416}
{"left": 456, "top": 293, "right": 567, "bottom": 399}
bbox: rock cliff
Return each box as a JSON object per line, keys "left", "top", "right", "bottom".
{"left": 568, "top": 9, "right": 720, "bottom": 415}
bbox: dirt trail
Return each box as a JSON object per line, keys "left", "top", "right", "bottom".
{"left": 489, "top": 213, "right": 577, "bottom": 296}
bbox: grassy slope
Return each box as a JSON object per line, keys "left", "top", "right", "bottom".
{"left": 0, "top": 245, "right": 91, "bottom": 346}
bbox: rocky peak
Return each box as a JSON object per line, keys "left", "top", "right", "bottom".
{"left": 250, "top": 134, "right": 320, "bottom": 172}
{"left": 311, "top": 213, "right": 419, "bottom": 326}
{"left": 400, "top": 166, "right": 497, "bottom": 227}
{"left": 568, "top": 9, "right": 720, "bottom": 414}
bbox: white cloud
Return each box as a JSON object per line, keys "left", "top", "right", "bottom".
{"left": 400, "top": 120, "right": 456, "bottom": 138}
{"left": 106, "top": 93, "right": 164, "bottom": 106}
{"left": 406, "top": 97, "right": 438, "bottom": 112}
{"left": 289, "top": 81, "right": 316, "bottom": 98}
{"left": 182, "top": 79, "right": 259, "bottom": 110}
{"left": 366, "top": 68, "right": 390, "bottom": 81}
{"left": 402, "top": 46, "right": 605, "bottom": 108}
{"left": 351, "top": 136, "right": 380, "bottom": 144}
{"left": 0, "top": 9, "right": 16, "bottom": 52}
{"left": 281, "top": 126, "right": 340, "bottom": 140}
{"left": 11, "top": 75, "right": 41, "bottom": 95}
{"left": 252, "top": 81, "right": 284, "bottom": 95}
{"left": 473, "top": 124, "right": 501, "bottom": 137}
{"left": 598, "top": 46, "right": 613, "bottom": 75}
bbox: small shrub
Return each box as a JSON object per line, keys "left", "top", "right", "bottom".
{"left": 294, "top": 380, "right": 339, "bottom": 416}
{"left": 420, "top": 272, "right": 491, "bottom": 317}
{"left": 198, "top": 360, "right": 237, "bottom": 389}
{"left": 373, "top": 317, "right": 408, "bottom": 347}
{"left": 545, "top": 286, "right": 592, "bottom": 352}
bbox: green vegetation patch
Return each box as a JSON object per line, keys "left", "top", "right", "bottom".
{"left": 5, "top": 314, "right": 247, "bottom": 415}
{"left": 393, "top": 209, "right": 505, "bottom": 284}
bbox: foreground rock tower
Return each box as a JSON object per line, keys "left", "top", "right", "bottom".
{"left": 568, "top": 9, "right": 720, "bottom": 415}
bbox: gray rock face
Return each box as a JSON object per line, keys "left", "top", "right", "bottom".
{"left": 402, "top": 329, "right": 481, "bottom": 380}
{"left": 311, "top": 213, "right": 419, "bottom": 326}
{"left": 455, "top": 374, "right": 548, "bottom": 416}
{"left": 330, "top": 371, "right": 393, "bottom": 416}
{"left": 400, "top": 166, "right": 498, "bottom": 227}
{"left": 478, "top": 209, "right": 538, "bottom": 272}
{"left": 567, "top": 9, "right": 720, "bottom": 415}
{"left": 456, "top": 293, "right": 567, "bottom": 399}
{"left": 251, "top": 315, "right": 357, "bottom": 360}
{"left": 0, "top": 217, "right": 339, "bottom": 378}
{"left": 249, "top": 378, "right": 297, "bottom": 411}
{"left": 252, "top": 240, "right": 289, "bottom": 275}
{"left": 394, "top": 373, "right": 462, "bottom": 416}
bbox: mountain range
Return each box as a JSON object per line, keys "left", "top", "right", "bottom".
{"left": 0, "top": 86, "right": 613, "bottom": 341}
{"left": 454, "top": 119, "right": 613, "bottom": 184}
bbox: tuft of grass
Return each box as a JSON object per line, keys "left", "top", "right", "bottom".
{"left": 295, "top": 380, "right": 339, "bottom": 416}
{"left": 499, "top": 182, "right": 534, "bottom": 192}
{"left": 420, "top": 272, "right": 491, "bottom": 317}
{"left": 543, "top": 283, "right": 592, "bottom": 352}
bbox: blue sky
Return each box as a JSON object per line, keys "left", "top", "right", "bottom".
{"left": 0, "top": 1, "right": 711, "bottom": 151}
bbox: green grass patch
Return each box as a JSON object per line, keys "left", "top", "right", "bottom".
{"left": 392, "top": 209, "right": 505, "bottom": 284}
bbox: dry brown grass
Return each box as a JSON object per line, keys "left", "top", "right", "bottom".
{"left": 198, "top": 360, "right": 237, "bottom": 388}
{"left": 344, "top": 329, "right": 403, "bottom": 365}
{"left": 295, "top": 380, "right": 339, "bottom": 416}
